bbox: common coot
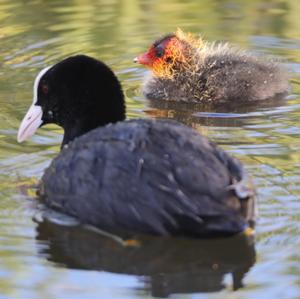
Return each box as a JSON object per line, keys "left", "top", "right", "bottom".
{"left": 18, "top": 55, "right": 256, "bottom": 237}
{"left": 134, "top": 29, "right": 289, "bottom": 103}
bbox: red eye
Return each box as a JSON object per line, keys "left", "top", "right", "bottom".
{"left": 41, "top": 84, "right": 49, "bottom": 94}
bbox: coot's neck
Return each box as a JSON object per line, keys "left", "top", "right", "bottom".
{"left": 62, "top": 122, "right": 89, "bottom": 148}
{"left": 61, "top": 106, "right": 125, "bottom": 148}
{"left": 170, "top": 47, "right": 202, "bottom": 80}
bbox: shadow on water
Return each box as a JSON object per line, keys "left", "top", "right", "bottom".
{"left": 35, "top": 219, "right": 256, "bottom": 298}
{"left": 145, "top": 96, "right": 289, "bottom": 128}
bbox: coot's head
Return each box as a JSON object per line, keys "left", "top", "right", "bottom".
{"left": 17, "top": 55, "right": 125, "bottom": 146}
{"left": 134, "top": 29, "right": 202, "bottom": 79}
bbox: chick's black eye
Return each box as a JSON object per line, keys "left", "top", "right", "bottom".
{"left": 166, "top": 57, "right": 173, "bottom": 63}
{"left": 41, "top": 84, "right": 49, "bottom": 95}
{"left": 155, "top": 46, "right": 164, "bottom": 58}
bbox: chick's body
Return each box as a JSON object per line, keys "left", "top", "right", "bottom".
{"left": 138, "top": 30, "right": 289, "bottom": 103}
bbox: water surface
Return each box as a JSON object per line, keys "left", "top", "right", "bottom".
{"left": 0, "top": 0, "right": 300, "bottom": 298}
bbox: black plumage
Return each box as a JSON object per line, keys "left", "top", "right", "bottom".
{"left": 40, "top": 119, "right": 255, "bottom": 237}
{"left": 18, "top": 55, "right": 256, "bottom": 237}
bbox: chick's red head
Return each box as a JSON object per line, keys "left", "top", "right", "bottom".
{"left": 134, "top": 33, "right": 187, "bottom": 78}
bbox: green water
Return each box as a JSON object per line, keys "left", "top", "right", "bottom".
{"left": 0, "top": 0, "right": 300, "bottom": 298}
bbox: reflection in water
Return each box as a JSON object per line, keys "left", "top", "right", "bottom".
{"left": 145, "top": 96, "right": 289, "bottom": 129}
{"left": 36, "top": 219, "right": 256, "bottom": 298}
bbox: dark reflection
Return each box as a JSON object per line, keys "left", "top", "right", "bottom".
{"left": 36, "top": 219, "right": 256, "bottom": 298}
{"left": 145, "top": 97, "right": 288, "bottom": 128}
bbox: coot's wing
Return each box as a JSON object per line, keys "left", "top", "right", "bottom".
{"left": 40, "top": 120, "right": 255, "bottom": 237}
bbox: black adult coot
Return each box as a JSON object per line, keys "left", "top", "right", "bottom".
{"left": 17, "top": 55, "right": 256, "bottom": 237}
{"left": 134, "top": 29, "right": 289, "bottom": 103}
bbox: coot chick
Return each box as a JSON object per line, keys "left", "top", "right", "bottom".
{"left": 134, "top": 29, "right": 289, "bottom": 103}
{"left": 17, "top": 55, "right": 256, "bottom": 237}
